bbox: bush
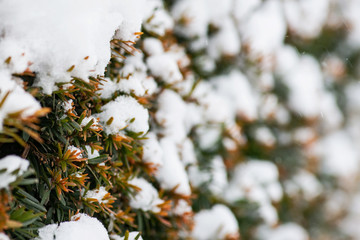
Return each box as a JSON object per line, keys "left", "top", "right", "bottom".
{"left": 1, "top": 0, "right": 360, "bottom": 239}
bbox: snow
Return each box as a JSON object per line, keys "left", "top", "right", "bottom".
{"left": 208, "top": 156, "right": 228, "bottom": 196}
{"left": 0, "top": 155, "right": 29, "bottom": 189}
{"left": 281, "top": 54, "right": 325, "bottom": 118}
{"left": 188, "top": 156, "right": 228, "bottom": 196}
{"left": 256, "top": 223, "right": 309, "bottom": 240}
{"left": 346, "top": 82, "right": 360, "bottom": 115}
{"left": 284, "top": 0, "right": 330, "bottom": 39}
{"left": 233, "top": 0, "right": 262, "bottom": 24}
{"left": 155, "top": 90, "right": 188, "bottom": 143}
{"left": 143, "top": 5, "right": 174, "bottom": 37}
{"left": 141, "top": 132, "right": 163, "bottom": 168}
{"left": 99, "top": 53, "right": 157, "bottom": 98}
{"left": 183, "top": 102, "right": 203, "bottom": 132}
{"left": 110, "top": 232, "right": 143, "bottom": 240}
{"left": 128, "top": 177, "right": 164, "bottom": 213}
{"left": 112, "top": 0, "right": 146, "bottom": 42}
{"left": 274, "top": 106, "right": 290, "bottom": 125}
{"left": 275, "top": 45, "right": 300, "bottom": 76}
{"left": 293, "top": 128, "right": 316, "bottom": 145}
{"left": 240, "top": 0, "right": 286, "bottom": 57}
{"left": 340, "top": 193, "right": 360, "bottom": 238}
{"left": 147, "top": 53, "right": 183, "bottom": 84}
{"left": 195, "top": 125, "right": 222, "bottom": 150}
{"left": 312, "top": 131, "right": 359, "bottom": 181}
{"left": 172, "top": 199, "right": 192, "bottom": 216}
{"left": 207, "top": 17, "right": 241, "bottom": 59}
{"left": 97, "top": 95, "right": 149, "bottom": 136}
{"left": 194, "top": 55, "right": 216, "bottom": 74}
{"left": 258, "top": 71, "right": 275, "bottom": 91}
{"left": 120, "top": 52, "right": 148, "bottom": 77}
{"left": 67, "top": 145, "right": 83, "bottom": 159}
{"left": 254, "top": 127, "right": 276, "bottom": 147}
{"left": 259, "top": 94, "right": 279, "bottom": 120}
{"left": 206, "top": 0, "right": 232, "bottom": 25}
{"left": 188, "top": 165, "right": 211, "bottom": 189}
{"left": 143, "top": 38, "right": 164, "bottom": 56}
{"left": 285, "top": 170, "right": 323, "bottom": 201}
{"left": 98, "top": 79, "right": 117, "bottom": 99}
{"left": 275, "top": 46, "right": 343, "bottom": 125}
{"left": 81, "top": 116, "right": 102, "bottom": 131}
{"left": 36, "top": 224, "right": 58, "bottom": 240}
{"left": 0, "top": 71, "right": 42, "bottom": 130}
{"left": 0, "top": 233, "right": 10, "bottom": 240}
{"left": 343, "top": 0, "right": 360, "bottom": 48}
{"left": 210, "top": 70, "right": 258, "bottom": 121}
{"left": 325, "top": 190, "right": 348, "bottom": 220}
{"left": 171, "top": 0, "right": 234, "bottom": 56}
{"left": 223, "top": 137, "right": 238, "bottom": 151}
{"left": 0, "top": 0, "right": 146, "bottom": 94}
{"left": 85, "top": 145, "right": 100, "bottom": 159}
{"left": 36, "top": 213, "right": 109, "bottom": 240}
{"left": 224, "top": 160, "right": 282, "bottom": 225}
{"left": 62, "top": 99, "right": 74, "bottom": 113}
{"left": 179, "top": 138, "right": 197, "bottom": 166}
{"left": 171, "top": 0, "right": 209, "bottom": 39}
{"left": 191, "top": 204, "right": 239, "bottom": 240}
{"left": 199, "top": 88, "right": 233, "bottom": 124}
{"left": 118, "top": 74, "right": 157, "bottom": 96}
{"left": 156, "top": 138, "right": 191, "bottom": 196}
{"left": 83, "top": 187, "right": 111, "bottom": 205}
{"left": 225, "top": 160, "right": 281, "bottom": 200}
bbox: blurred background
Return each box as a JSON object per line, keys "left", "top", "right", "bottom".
{"left": 166, "top": 0, "right": 360, "bottom": 239}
